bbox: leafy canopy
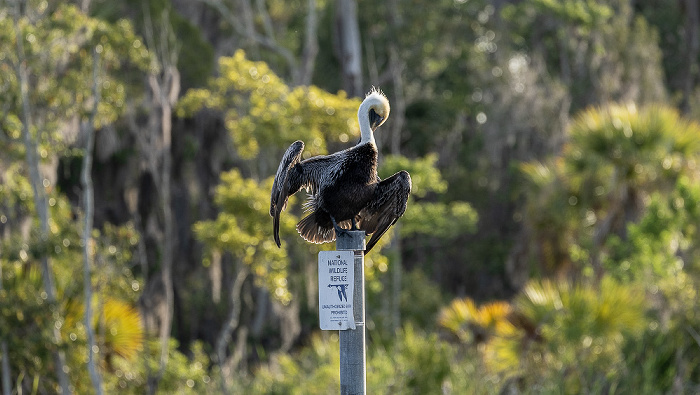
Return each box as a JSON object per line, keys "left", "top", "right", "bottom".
{"left": 178, "top": 50, "right": 361, "bottom": 159}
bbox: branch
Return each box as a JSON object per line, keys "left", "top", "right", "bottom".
{"left": 687, "top": 324, "right": 700, "bottom": 349}
{"left": 255, "top": 0, "right": 276, "bottom": 42}
{"left": 81, "top": 46, "right": 104, "bottom": 395}
{"left": 216, "top": 266, "right": 250, "bottom": 394}
{"left": 198, "top": 0, "right": 298, "bottom": 74}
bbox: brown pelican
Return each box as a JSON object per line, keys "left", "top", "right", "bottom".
{"left": 270, "top": 88, "right": 411, "bottom": 253}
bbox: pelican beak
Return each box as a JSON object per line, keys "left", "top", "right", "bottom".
{"left": 369, "top": 108, "right": 384, "bottom": 131}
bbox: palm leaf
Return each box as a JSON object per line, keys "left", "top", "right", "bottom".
{"left": 438, "top": 297, "right": 479, "bottom": 342}
{"left": 439, "top": 297, "right": 514, "bottom": 343}
{"left": 100, "top": 299, "right": 144, "bottom": 361}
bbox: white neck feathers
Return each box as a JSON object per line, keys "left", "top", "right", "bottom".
{"left": 358, "top": 90, "right": 390, "bottom": 145}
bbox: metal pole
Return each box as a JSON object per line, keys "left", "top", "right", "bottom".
{"left": 336, "top": 230, "right": 366, "bottom": 395}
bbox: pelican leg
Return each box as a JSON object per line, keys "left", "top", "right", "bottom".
{"left": 330, "top": 215, "right": 347, "bottom": 237}
{"left": 351, "top": 217, "right": 359, "bottom": 230}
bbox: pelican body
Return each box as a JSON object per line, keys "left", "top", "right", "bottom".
{"left": 270, "top": 88, "right": 411, "bottom": 253}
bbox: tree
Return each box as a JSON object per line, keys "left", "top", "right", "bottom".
{"left": 519, "top": 103, "right": 700, "bottom": 279}
{"left": 81, "top": 47, "right": 104, "bottom": 395}
{"left": 10, "top": 3, "right": 71, "bottom": 390}
{"left": 195, "top": 0, "right": 320, "bottom": 86}
{"left": 0, "top": 2, "right": 150, "bottom": 392}
{"left": 136, "top": 8, "right": 182, "bottom": 393}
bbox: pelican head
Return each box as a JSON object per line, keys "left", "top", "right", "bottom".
{"left": 358, "top": 87, "right": 390, "bottom": 144}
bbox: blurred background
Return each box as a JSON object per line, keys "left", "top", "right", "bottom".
{"left": 2, "top": 0, "right": 700, "bottom": 393}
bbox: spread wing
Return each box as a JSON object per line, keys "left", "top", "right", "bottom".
{"left": 270, "top": 140, "right": 333, "bottom": 247}
{"left": 358, "top": 170, "right": 411, "bottom": 253}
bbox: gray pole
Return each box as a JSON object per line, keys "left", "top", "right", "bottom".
{"left": 336, "top": 231, "right": 366, "bottom": 395}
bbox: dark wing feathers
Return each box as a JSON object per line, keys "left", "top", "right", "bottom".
{"left": 271, "top": 141, "right": 304, "bottom": 214}
{"left": 271, "top": 141, "right": 305, "bottom": 247}
{"left": 272, "top": 141, "right": 411, "bottom": 253}
{"left": 270, "top": 140, "right": 335, "bottom": 247}
{"left": 358, "top": 170, "right": 412, "bottom": 253}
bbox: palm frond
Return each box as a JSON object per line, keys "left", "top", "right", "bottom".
{"left": 100, "top": 299, "right": 144, "bottom": 361}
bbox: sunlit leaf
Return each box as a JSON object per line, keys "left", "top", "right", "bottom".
{"left": 101, "top": 299, "right": 144, "bottom": 361}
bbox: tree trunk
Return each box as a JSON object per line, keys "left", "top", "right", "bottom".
{"left": 141, "top": 10, "right": 181, "bottom": 392}
{"left": 0, "top": 341, "right": 9, "bottom": 395}
{"left": 81, "top": 47, "right": 104, "bottom": 395}
{"left": 681, "top": 0, "right": 699, "bottom": 112}
{"left": 297, "top": 0, "right": 319, "bottom": 86}
{"left": 387, "top": 46, "right": 405, "bottom": 155}
{"left": 334, "top": 0, "right": 363, "bottom": 96}
{"left": 0, "top": 263, "right": 10, "bottom": 395}
{"left": 216, "top": 267, "right": 249, "bottom": 394}
{"left": 387, "top": 0, "right": 404, "bottom": 333}
{"left": 12, "top": 6, "right": 71, "bottom": 393}
{"left": 147, "top": 63, "right": 181, "bottom": 393}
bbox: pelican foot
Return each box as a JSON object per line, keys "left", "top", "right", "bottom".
{"left": 330, "top": 216, "right": 348, "bottom": 237}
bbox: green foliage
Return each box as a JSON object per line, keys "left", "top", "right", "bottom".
{"left": 380, "top": 154, "right": 446, "bottom": 198}
{"left": 604, "top": 188, "right": 689, "bottom": 283}
{"left": 380, "top": 154, "right": 478, "bottom": 240}
{"left": 103, "top": 339, "right": 216, "bottom": 394}
{"left": 503, "top": 0, "right": 665, "bottom": 112}
{"left": 596, "top": 176, "right": 700, "bottom": 391}
{"left": 370, "top": 325, "right": 452, "bottom": 394}
{"left": 435, "top": 276, "right": 657, "bottom": 393}
{"left": 568, "top": 104, "right": 700, "bottom": 187}
{"left": 0, "top": 264, "right": 56, "bottom": 392}
{"left": 178, "top": 50, "right": 361, "bottom": 159}
{"left": 635, "top": 0, "right": 686, "bottom": 103}
{"left": 0, "top": 259, "right": 145, "bottom": 394}
{"left": 520, "top": 103, "right": 700, "bottom": 276}
{"left": 0, "top": 2, "right": 152, "bottom": 152}
{"left": 481, "top": 277, "right": 645, "bottom": 392}
{"left": 509, "top": 0, "right": 614, "bottom": 26}
{"left": 365, "top": 268, "right": 446, "bottom": 338}
{"left": 516, "top": 277, "right": 645, "bottom": 344}
{"left": 247, "top": 334, "right": 340, "bottom": 395}
{"left": 245, "top": 325, "right": 453, "bottom": 395}
{"left": 194, "top": 170, "right": 293, "bottom": 304}
{"left": 398, "top": 270, "right": 445, "bottom": 330}
{"left": 508, "top": 102, "right": 700, "bottom": 393}
{"left": 0, "top": 167, "right": 143, "bottom": 392}
{"left": 400, "top": 201, "right": 477, "bottom": 239}
{"left": 1, "top": 195, "right": 210, "bottom": 394}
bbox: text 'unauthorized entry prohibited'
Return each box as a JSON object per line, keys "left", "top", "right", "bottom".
{"left": 318, "top": 250, "right": 355, "bottom": 330}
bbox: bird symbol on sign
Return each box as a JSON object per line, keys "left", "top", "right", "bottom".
{"left": 328, "top": 284, "right": 348, "bottom": 302}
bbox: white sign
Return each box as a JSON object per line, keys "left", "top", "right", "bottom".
{"left": 318, "top": 250, "right": 355, "bottom": 330}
